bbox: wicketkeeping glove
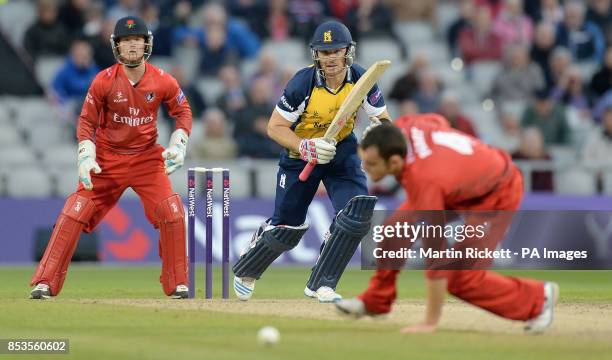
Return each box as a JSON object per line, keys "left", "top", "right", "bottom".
{"left": 77, "top": 140, "right": 101, "bottom": 191}
{"left": 162, "top": 129, "right": 189, "bottom": 175}
{"left": 299, "top": 137, "right": 336, "bottom": 165}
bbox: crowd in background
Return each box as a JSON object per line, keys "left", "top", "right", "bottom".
{"left": 11, "top": 0, "right": 612, "bottom": 193}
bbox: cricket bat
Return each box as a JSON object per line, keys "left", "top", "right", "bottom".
{"left": 299, "top": 59, "right": 391, "bottom": 182}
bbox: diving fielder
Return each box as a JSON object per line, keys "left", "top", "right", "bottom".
{"left": 30, "top": 16, "right": 192, "bottom": 299}
{"left": 336, "top": 115, "right": 559, "bottom": 334}
{"left": 233, "top": 20, "right": 391, "bottom": 302}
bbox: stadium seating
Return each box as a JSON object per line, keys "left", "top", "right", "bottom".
{"left": 555, "top": 169, "right": 597, "bottom": 195}
{"left": 6, "top": 167, "right": 53, "bottom": 198}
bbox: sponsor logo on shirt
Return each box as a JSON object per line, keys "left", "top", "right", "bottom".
{"left": 86, "top": 92, "right": 94, "bottom": 105}
{"left": 112, "top": 107, "right": 153, "bottom": 127}
{"left": 280, "top": 95, "right": 294, "bottom": 111}
{"left": 114, "top": 91, "right": 128, "bottom": 103}
{"left": 145, "top": 92, "right": 155, "bottom": 102}
{"left": 176, "top": 89, "right": 186, "bottom": 104}
{"left": 368, "top": 89, "right": 382, "bottom": 104}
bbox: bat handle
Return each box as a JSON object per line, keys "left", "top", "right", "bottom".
{"left": 299, "top": 162, "right": 315, "bottom": 182}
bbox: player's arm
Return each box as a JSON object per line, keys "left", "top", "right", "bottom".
{"left": 272, "top": 72, "right": 335, "bottom": 164}
{"left": 362, "top": 83, "right": 390, "bottom": 139}
{"left": 76, "top": 78, "right": 105, "bottom": 190}
{"left": 267, "top": 109, "right": 302, "bottom": 152}
{"left": 268, "top": 109, "right": 336, "bottom": 165}
{"left": 162, "top": 78, "right": 193, "bottom": 175}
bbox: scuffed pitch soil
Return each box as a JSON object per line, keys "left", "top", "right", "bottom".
{"left": 77, "top": 298, "right": 612, "bottom": 339}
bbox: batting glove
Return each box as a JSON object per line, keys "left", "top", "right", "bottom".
{"left": 77, "top": 140, "right": 101, "bottom": 191}
{"left": 162, "top": 129, "right": 189, "bottom": 175}
{"left": 299, "top": 137, "right": 336, "bottom": 165}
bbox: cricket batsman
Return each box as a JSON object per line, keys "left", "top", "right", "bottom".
{"left": 233, "top": 20, "right": 391, "bottom": 302}
{"left": 29, "top": 16, "right": 192, "bottom": 299}
{"left": 335, "top": 115, "right": 559, "bottom": 334}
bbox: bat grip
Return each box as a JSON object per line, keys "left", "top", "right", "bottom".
{"left": 299, "top": 162, "right": 315, "bottom": 182}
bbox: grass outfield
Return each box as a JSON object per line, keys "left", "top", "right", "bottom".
{"left": 1, "top": 266, "right": 611, "bottom": 359}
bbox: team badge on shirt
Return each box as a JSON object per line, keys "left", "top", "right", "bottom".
{"left": 176, "top": 89, "right": 186, "bottom": 104}
{"left": 145, "top": 92, "right": 155, "bottom": 102}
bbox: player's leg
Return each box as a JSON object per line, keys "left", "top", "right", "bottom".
{"left": 232, "top": 157, "right": 324, "bottom": 300}
{"left": 130, "top": 145, "right": 187, "bottom": 298}
{"left": 306, "top": 137, "right": 377, "bottom": 302}
{"left": 30, "top": 149, "right": 127, "bottom": 298}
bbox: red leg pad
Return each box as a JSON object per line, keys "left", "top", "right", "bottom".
{"left": 155, "top": 194, "right": 188, "bottom": 296}
{"left": 31, "top": 194, "right": 96, "bottom": 295}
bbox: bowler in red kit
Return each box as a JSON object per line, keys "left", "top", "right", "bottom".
{"left": 336, "top": 114, "right": 559, "bottom": 334}
{"left": 30, "top": 16, "right": 193, "bottom": 299}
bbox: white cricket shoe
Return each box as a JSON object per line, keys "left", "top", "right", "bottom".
{"left": 171, "top": 284, "right": 189, "bottom": 299}
{"left": 30, "top": 283, "right": 51, "bottom": 300}
{"left": 335, "top": 298, "right": 367, "bottom": 317}
{"left": 234, "top": 276, "right": 255, "bottom": 301}
{"left": 525, "top": 282, "right": 560, "bottom": 334}
{"left": 304, "top": 286, "right": 342, "bottom": 303}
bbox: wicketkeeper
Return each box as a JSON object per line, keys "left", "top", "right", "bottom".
{"left": 30, "top": 16, "right": 192, "bottom": 299}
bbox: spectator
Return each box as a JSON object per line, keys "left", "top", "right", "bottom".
{"left": 530, "top": 21, "right": 558, "bottom": 87}
{"left": 249, "top": 50, "right": 285, "bottom": 99}
{"left": 581, "top": 105, "right": 612, "bottom": 188}
{"left": 328, "top": 0, "right": 358, "bottom": 22}
{"left": 236, "top": 108, "right": 283, "bottom": 158}
{"left": 490, "top": 44, "right": 545, "bottom": 106}
{"left": 51, "top": 38, "right": 99, "bottom": 104}
{"left": 89, "top": 19, "right": 116, "bottom": 69}
{"left": 495, "top": 104, "right": 523, "bottom": 152}
{"left": 521, "top": 89, "right": 571, "bottom": 145}
{"left": 398, "top": 99, "right": 420, "bottom": 116}
{"left": 412, "top": 69, "right": 443, "bottom": 113}
{"left": 201, "top": 3, "right": 260, "bottom": 60}
{"left": 82, "top": 0, "right": 104, "bottom": 38}
{"left": 493, "top": 0, "right": 534, "bottom": 48}
{"left": 58, "top": 0, "right": 90, "bottom": 35}
{"left": 190, "top": 108, "right": 238, "bottom": 160}
{"left": 216, "top": 65, "right": 247, "bottom": 121}
{"left": 593, "top": 90, "right": 612, "bottom": 122}
{"left": 458, "top": 6, "right": 503, "bottom": 65}
{"left": 512, "top": 127, "right": 555, "bottom": 192}
{"left": 389, "top": 54, "right": 428, "bottom": 102}
{"left": 24, "top": 0, "right": 70, "bottom": 60}
{"left": 234, "top": 76, "right": 275, "bottom": 139}
{"left": 383, "top": 0, "right": 436, "bottom": 22}
{"left": 106, "top": 0, "right": 140, "bottom": 22}
{"left": 437, "top": 91, "right": 478, "bottom": 137}
{"left": 227, "top": 0, "right": 269, "bottom": 39}
{"left": 288, "top": 0, "right": 330, "bottom": 41}
{"left": 167, "top": 66, "right": 207, "bottom": 119}
{"left": 447, "top": 0, "right": 475, "bottom": 57}
{"left": 172, "top": 2, "right": 208, "bottom": 49}
{"left": 267, "top": 0, "right": 298, "bottom": 40}
{"left": 556, "top": 0, "right": 606, "bottom": 62}
{"left": 476, "top": 0, "right": 504, "bottom": 19}
{"left": 551, "top": 66, "right": 591, "bottom": 116}
{"left": 199, "top": 25, "right": 240, "bottom": 76}
{"left": 533, "top": 0, "right": 564, "bottom": 26}
{"left": 590, "top": 47, "right": 612, "bottom": 98}
{"left": 141, "top": 3, "right": 172, "bottom": 57}
{"left": 548, "top": 46, "right": 574, "bottom": 89}
{"left": 345, "top": 0, "right": 393, "bottom": 39}
{"left": 586, "top": 0, "right": 612, "bottom": 45}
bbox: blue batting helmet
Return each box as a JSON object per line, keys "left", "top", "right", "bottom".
{"left": 310, "top": 20, "right": 356, "bottom": 67}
